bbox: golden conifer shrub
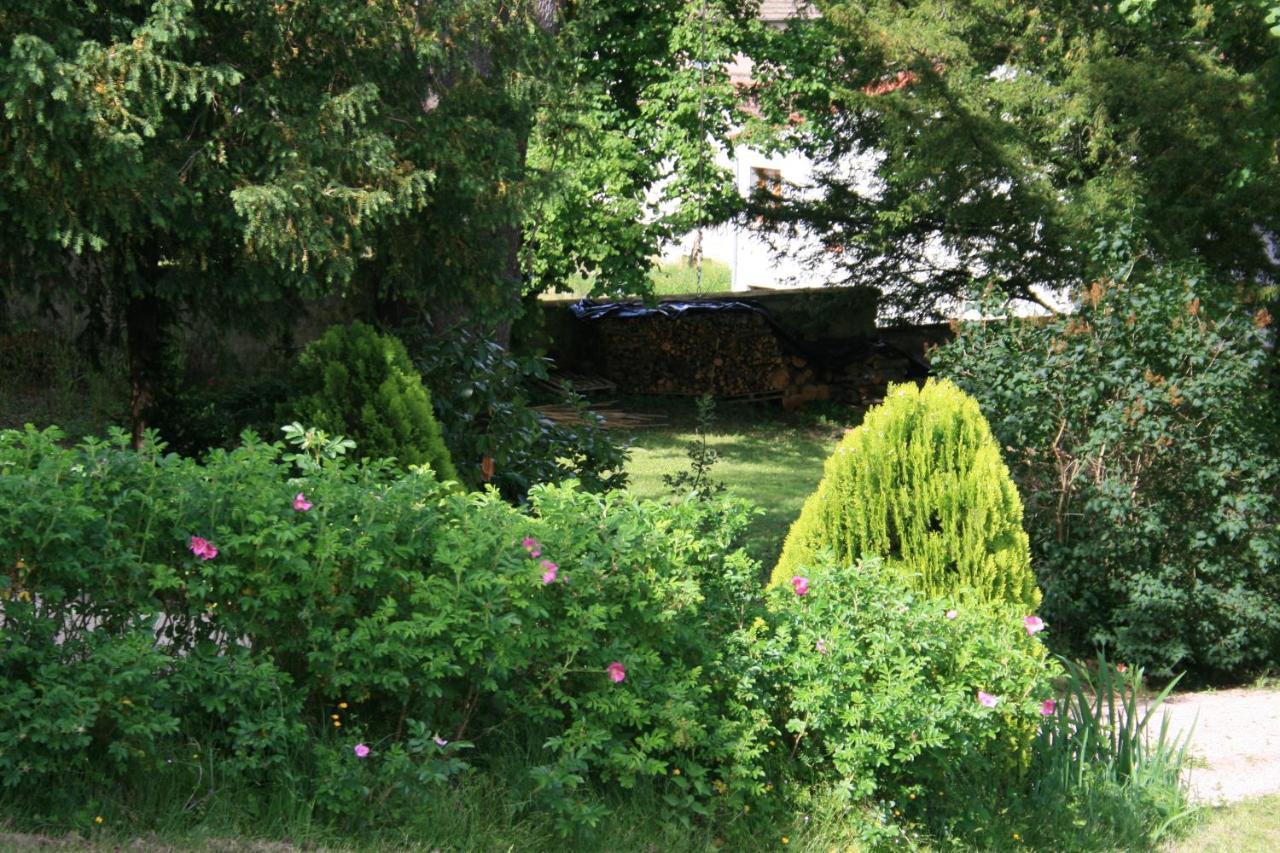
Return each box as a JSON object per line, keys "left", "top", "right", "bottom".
{"left": 771, "top": 379, "right": 1040, "bottom": 609}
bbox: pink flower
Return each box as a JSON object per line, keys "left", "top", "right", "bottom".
{"left": 791, "top": 576, "right": 810, "bottom": 596}
{"left": 815, "top": 638, "right": 829, "bottom": 655}
{"left": 189, "top": 536, "right": 218, "bottom": 560}
{"left": 977, "top": 691, "right": 999, "bottom": 708}
{"left": 1040, "top": 699, "right": 1057, "bottom": 716}
{"left": 945, "top": 609, "right": 959, "bottom": 620}
{"left": 540, "top": 560, "right": 559, "bottom": 584}
{"left": 1023, "top": 615, "right": 1046, "bottom": 636}
{"left": 353, "top": 743, "right": 370, "bottom": 758}
{"left": 522, "top": 537, "right": 541, "bottom": 558}
{"left": 606, "top": 661, "right": 626, "bottom": 683}
{"left": 293, "top": 492, "right": 313, "bottom": 512}
{"left": 432, "top": 735, "right": 448, "bottom": 747}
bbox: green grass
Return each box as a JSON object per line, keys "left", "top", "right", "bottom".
{"left": 620, "top": 397, "right": 861, "bottom": 569}
{"left": 555, "top": 257, "right": 733, "bottom": 298}
{"left": 1164, "top": 796, "right": 1280, "bottom": 852}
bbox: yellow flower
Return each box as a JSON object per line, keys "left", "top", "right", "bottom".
{"left": 673, "top": 768, "right": 681, "bottom": 776}
{"left": 781, "top": 837, "right": 789, "bottom": 846}
{"left": 94, "top": 816, "right": 103, "bottom": 825}
{"left": 338, "top": 702, "right": 349, "bottom": 709}
{"left": 333, "top": 720, "right": 342, "bottom": 728}
{"left": 330, "top": 713, "right": 340, "bottom": 720}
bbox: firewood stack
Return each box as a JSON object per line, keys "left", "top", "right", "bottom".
{"left": 590, "top": 307, "right": 921, "bottom": 407}
{"left": 595, "top": 309, "right": 794, "bottom": 398}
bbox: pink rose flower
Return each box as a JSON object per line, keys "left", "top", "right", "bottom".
{"left": 432, "top": 735, "right": 448, "bottom": 747}
{"left": 1040, "top": 699, "right": 1057, "bottom": 716}
{"left": 606, "top": 661, "right": 626, "bottom": 683}
{"left": 815, "top": 638, "right": 829, "bottom": 655}
{"left": 791, "top": 576, "right": 810, "bottom": 596}
{"left": 293, "top": 492, "right": 313, "bottom": 512}
{"left": 540, "top": 560, "right": 558, "bottom": 584}
{"left": 353, "top": 743, "right": 370, "bottom": 758}
{"left": 977, "top": 691, "right": 999, "bottom": 708}
{"left": 189, "top": 536, "right": 218, "bottom": 560}
{"left": 522, "top": 537, "right": 541, "bottom": 558}
{"left": 945, "top": 609, "right": 959, "bottom": 620}
{"left": 1023, "top": 615, "right": 1046, "bottom": 636}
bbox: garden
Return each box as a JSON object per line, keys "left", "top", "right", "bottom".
{"left": 3, "top": 2, "right": 1280, "bottom": 851}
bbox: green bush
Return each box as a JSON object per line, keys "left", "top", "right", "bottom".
{"left": 771, "top": 378, "right": 1040, "bottom": 611}
{"left": 401, "top": 326, "right": 628, "bottom": 499}
{"left": 759, "top": 558, "right": 1056, "bottom": 839}
{"left": 286, "top": 321, "right": 458, "bottom": 481}
{"left": 0, "top": 425, "right": 771, "bottom": 836}
{"left": 0, "top": 424, "right": 1198, "bottom": 848}
{"left": 934, "top": 268, "right": 1280, "bottom": 679}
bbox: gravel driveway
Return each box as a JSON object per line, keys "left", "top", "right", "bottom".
{"left": 1153, "top": 687, "right": 1280, "bottom": 804}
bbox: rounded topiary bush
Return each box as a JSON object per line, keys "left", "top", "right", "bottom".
{"left": 289, "top": 321, "right": 458, "bottom": 481}
{"left": 771, "top": 378, "right": 1039, "bottom": 610}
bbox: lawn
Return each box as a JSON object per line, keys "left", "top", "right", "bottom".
{"left": 1165, "top": 796, "right": 1280, "bottom": 852}
{"left": 620, "top": 397, "right": 862, "bottom": 569}
{"left": 552, "top": 257, "right": 734, "bottom": 298}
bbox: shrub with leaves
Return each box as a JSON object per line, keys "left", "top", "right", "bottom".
{"left": 772, "top": 378, "right": 1040, "bottom": 611}
{"left": 0, "top": 425, "right": 768, "bottom": 835}
{"left": 662, "top": 395, "right": 727, "bottom": 500}
{"left": 760, "top": 558, "right": 1056, "bottom": 830}
{"left": 934, "top": 267, "right": 1280, "bottom": 679}
{"left": 403, "top": 326, "right": 628, "bottom": 499}
{"left": 286, "top": 321, "right": 458, "bottom": 481}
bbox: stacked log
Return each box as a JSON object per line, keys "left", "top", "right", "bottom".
{"left": 595, "top": 310, "right": 833, "bottom": 401}
{"left": 585, "top": 305, "right": 923, "bottom": 409}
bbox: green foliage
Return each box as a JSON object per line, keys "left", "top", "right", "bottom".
{"left": 761, "top": 0, "right": 1280, "bottom": 318}
{"left": 0, "top": 425, "right": 773, "bottom": 837}
{"left": 663, "top": 395, "right": 727, "bottom": 500}
{"left": 561, "top": 258, "right": 734, "bottom": 298}
{"left": 934, "top": 264, "right": 1280, "bottom": 679}
{"left": 403, "top": 327, "right": 628, "bottom": 499}
{"left": 1012, "top": 654, "right": 1195, "bottom": 850}
{"left": 287, "top": 322, "right": 457, "bottom": 481}
{"left": 772, "top": 378, "right": 1040, "bottom": 611}
{"left": 0, "top": 423, "right": 1199, "bottom": 848}
{"left": 760, "top": 559, "right": 1056, "bottom": 833}
{"left": 525, "top": 1, "right": 765, "bottom": 297}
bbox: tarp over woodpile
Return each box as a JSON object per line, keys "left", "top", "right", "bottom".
{"left": 567, "top": 297, "right": 930, "bottom": 407}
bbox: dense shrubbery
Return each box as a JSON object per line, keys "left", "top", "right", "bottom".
{"left": 0, "top": 420, "right": 1190, "bottom": 847}
{"left": 0, "top": 425, "right": 769, "bottom": 836}
{"left": 773, "top": 379, "right": 1040, "bottom": 611}
{"left": 404, "top": 326, "right": 629, "bottom": 499}
{"left": 761, "top": 559, "right": 1054, "bottom": 837}
{"left": 935, "top": 269, "right": 1280, "bottom": 679}
{"left": 286, "top": 321, "right": 458, "bottom": 481}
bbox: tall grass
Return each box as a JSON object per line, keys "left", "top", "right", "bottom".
{"left": 1025, "top": 653, "right": 1197, "bottom": 850}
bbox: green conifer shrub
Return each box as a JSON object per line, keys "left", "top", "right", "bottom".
{"left": 771, "top": 378, "right": 1040, "bottom": 610}
{"left": 287, "top": 321, "right": 458, "bottom": 481}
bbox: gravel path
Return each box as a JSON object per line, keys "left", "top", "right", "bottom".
{"left": 1153, "top": 687, "right": 1280, "bottom": 804}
